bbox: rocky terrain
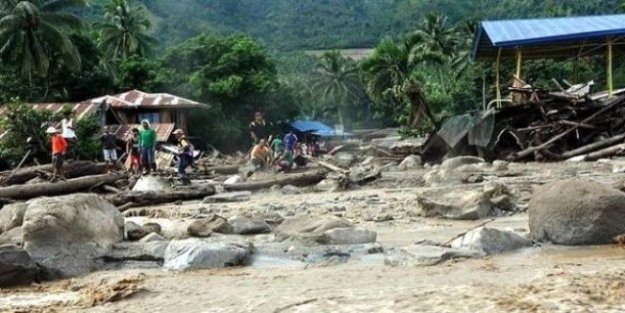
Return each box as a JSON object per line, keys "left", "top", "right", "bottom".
{"left": 3, "top": 155, "right": 625, "bottom": 313}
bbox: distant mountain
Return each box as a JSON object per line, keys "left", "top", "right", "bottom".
{"left": 84, "top": 0, "right": 623, "bottom": 51}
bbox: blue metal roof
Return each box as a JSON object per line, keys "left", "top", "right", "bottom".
{"left": 473, "top": 14, "right": 625, "bottom": 60}
{"left": 290, "top": 120, "right": 346, "bottom": 137}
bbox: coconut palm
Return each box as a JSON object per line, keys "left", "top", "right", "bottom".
{"left": 311, "top": 50, "right": 359, "bottom": 126}
{"left": 361, "top": 39, "right": 437, "bottom": 128}
{"left": 0, "top": 0, "right": 84, "bottom": 80}
{"left": 95, "top": 0, "right": 157, "bottom": 61}
{"left": 410, "top": 13, "right": 458, "bottom": 62}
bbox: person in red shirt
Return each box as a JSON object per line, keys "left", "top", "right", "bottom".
{"left": 47, "top": 126, "right": 68, "bottom": 180}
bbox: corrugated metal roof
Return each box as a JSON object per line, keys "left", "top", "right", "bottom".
{"left": 84, "top": 90, "right": 202, "bottom": 109}
{"left": 473, "top": 14, "right": 625, "bottom": 60}
{"left": 110, "top": 123, "right": 175, "bottom": 142}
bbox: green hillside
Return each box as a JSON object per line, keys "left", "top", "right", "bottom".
{"left": 83, "top": 0, "right": 623, "bottom": 51}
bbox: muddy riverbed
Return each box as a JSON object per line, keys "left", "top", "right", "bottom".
{"left": 3, "top": 160, "right": 625, "bottom": 313}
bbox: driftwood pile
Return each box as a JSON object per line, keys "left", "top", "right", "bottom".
{"left": 495, "top": 90, "right": 625, "bottom": 162}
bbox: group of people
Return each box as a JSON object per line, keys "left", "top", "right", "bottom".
{"left": 248, "top": 112, "right": 299, "bottom": 171}
{"left": 46, "top": 118, "right": 194, "bottom": 184}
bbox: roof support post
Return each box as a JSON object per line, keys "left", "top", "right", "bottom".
{"left": 496, "top": 48, "right": 502, "bottom": 108}
{"left": 607, "top": 39, "right": 614, "bottom": 98}
{"left": 515, "top": 48, "right": 522, "bottom": 79}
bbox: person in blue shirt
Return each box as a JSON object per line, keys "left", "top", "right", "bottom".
{"left": 284, "top": 131, "right": 298, "bottom": 153}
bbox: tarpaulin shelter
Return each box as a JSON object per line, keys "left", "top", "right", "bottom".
{"left": 472, "top": 14, "right": 625, "bottom": 105}
{"left": 289, "top": 120, "right": 349, "bottom": 137}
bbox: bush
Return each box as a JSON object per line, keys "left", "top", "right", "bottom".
{"left": 75, "top": 116, "right": 102, "bottom": 161}
{"left": 0, "top": 101, "right": 53, "bottom": 166}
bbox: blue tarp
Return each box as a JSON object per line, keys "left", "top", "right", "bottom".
{"left": 472, "top": 14, "right": 625, "bottom": 60}
{"left": 290, "top": 120, "right": 347, "bottom": 137}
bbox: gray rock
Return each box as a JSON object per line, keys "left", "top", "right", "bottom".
{"left": 333, "top": 152, "right": 357, "bottom": 168}
{"left": 398, "top": 155, "right": 422, "bottom": 170}
{"left": 163, "top": 238, "right": 252, "bottom": 271}
{"left": 451, "top": 227, "right": 532, "bottom": 255}
{"left": 229, "top": 216, "right": 271, "bottom": 235}
{"left": 0, "top": 202, "right": 27, "bottom": 233}
{"left": 132, "top": 176, "right": 170, "bottom": 192}
{"left": 321, "top": 227, "right": 377, "bottom": 245}
{"left": 529, "top": 179, "right": 625, "bottom": 245}
{"left": 140, "top": 232, "right": 165, "bottom": 242}
{"left": 0, "top": 244, "right": 38, "bottom": 287}
{"left": 187, "top": 214, "right": 232, "bottom": 237}
{"left": 315, "top": 179, "right": 341, "bottom": 192}
{"left": 22, "top": 194, "right": 124, "bottom": 278}
{"left": 0, "top": 226, "right": 23, "bottom": 246}
{"left": 203, "top": 191, "right": 252, "bottom": 203}
{"left": 224, "top": 175, "right": 243, "bottom": 185}
{"left": 125, "top": 221, "right": 142, "bottom": 241}
{"left": 441, "top": 156, "right": 485, "bottom": 171}
{"left": 275, "top": 214, "right": 352, "bottom": 243}
{"left": 418, "top": 189, "right": 492, "bottom": 220}
{"left": 384, "top": 244, "right": 481, "bottom": 267}
{"left": 104, "top": 241, "right": 169, "bottom": 261}
{"left": 492, "top": 160, "right": 509, "bottom": 171}
{"left": 281, "top": 185, "right": 302, "bottom": 195}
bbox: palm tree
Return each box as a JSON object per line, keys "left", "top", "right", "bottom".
{"left": 95, "top": 0, "right": 157, "bottom": 61}
{"left": 0, "top": 0, "right": 84, "bottom": 80}
{"left": 311, "top": 51, "right": 359, "bottom": 127}
{"left": 410, "top": 13, "right": 458, "bottom": 62}
{"left": 361, "top": 39, "right": 437, "bottom": 128}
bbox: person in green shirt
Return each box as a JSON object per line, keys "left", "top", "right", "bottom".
{"left": 270, "top": 136, "right": 284, "bottom": 159}
{"left": 139, "top": 120, "right": 157, "bottom": 174}
{"left": 275, "top": 149, "right": 293, "bottom": 172}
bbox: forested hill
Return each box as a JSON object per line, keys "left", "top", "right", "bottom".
{"left": 83, "top": 0, "right": 623, "bottom": 51}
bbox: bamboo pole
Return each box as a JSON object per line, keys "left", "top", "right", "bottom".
{"left": 515, "top": 48, "right": 522, "bottom": 79}
{"left": 496, "top": 48, "right": 502, "bottom": 108}
{"left": 608, "top": 39, "right": 614, "bottom": 98}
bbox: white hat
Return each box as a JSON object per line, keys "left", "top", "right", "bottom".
{"left": 173, "top": 128, "right": 184, "bottom": 135}
{"left": 46, "top": 126, "right": 59, "bottom": 134}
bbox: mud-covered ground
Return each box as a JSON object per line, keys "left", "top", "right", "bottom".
{"left": 4, "top": 160, "right": 625, "bottom": 313}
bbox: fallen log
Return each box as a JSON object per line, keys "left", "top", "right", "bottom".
{"left": 224, "top": 170, "right": 328, "bottom": 192}
{"left": 560, "top": 133, "right": 625, "bottom": 159}
{"left": 105, "top": 184, "right": 216, "bottom": 209}
{"left": 317, "top": 161, "right": 349, "bottom": 175}
{"left": 567, "top": 143, "right": 625, "bottom": 162}
{"left": 0, "top": 161, "right": 106, "bottom": 186}
{"left": 200, "top": 165, "right": 240, "bottom": 175}
{"left": 0, "top": 173, "right": 125, "bottom": 200}
{"left": 507, "top": 94, "right": 625, "bottom": 161}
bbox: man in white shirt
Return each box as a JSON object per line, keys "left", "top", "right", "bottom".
{"left": 61, "top": 115, "right": 78, "bottom": 161}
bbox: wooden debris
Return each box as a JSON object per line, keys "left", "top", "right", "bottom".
{"left": 0, "top": 173, "right": 125, "bottom": 200}
{"left": 106, "top": 184, "right": 216, "bottom": 210}
{"left": 0, "top": 161, "right": 106, "bottom": 186}
{"left": 224, "top": 170, "right": 328, "bottom": 192}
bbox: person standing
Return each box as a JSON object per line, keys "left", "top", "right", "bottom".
{"left": 61, "top": 115, "right": 78, "bottom": 161}
{"left": 173, "top": 129, "right": 194, "bottom": 185}
{"left": 101, "top": 127, "right": 118, "bottom": 173}
{"left": 139, "top": 120, "right": 157, "bottom": 174}
{"left": 284, "top": 130, "right": 298, "bottom": 153}
{"left": 126, "top": 128, "right": 141, "bottom": 174}
{"left": 47, "top": 126, "right": 67, "bottom": 180}
{"left": 249, "top": 112, "right": 269, "bottom": 144}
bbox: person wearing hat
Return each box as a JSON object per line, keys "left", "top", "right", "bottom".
{"left": 47, "top": 126, "right": 68, "bottom": 180}
{"left": 61, "top": 113, "right": 78, "bottom": 161}
{"left": 139, "top": 120, "right": 157, "bottom": 174}
{"left": 173, "top": 129, "right": 193, "bottom": 185}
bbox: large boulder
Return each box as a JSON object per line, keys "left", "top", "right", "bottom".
{"left": 163, "top": 238, "right": 252, "bottom": 271}
{"left": 529, "top": 179, "right": 625, "bottom": 245}
{"left": 321, "top": 228, "right": 377, "bottom": 245}
{"left": 398, "top": 155, "right": 422, "bottom": 170}
{"left": 0, "top": 244, "right": 38, "bottom": 287}
{"left": 229, "top": 216, "right": 271, "bottom": 235}
{"left": 21, "top": 194, "right": 124, "bottom": 278}
{"left": 451, "top": 227, "right": 532, "bottom": 255}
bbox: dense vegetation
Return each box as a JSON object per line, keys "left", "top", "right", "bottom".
{"left": 1, "top": 0, "right": 624, "bottom": 164}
